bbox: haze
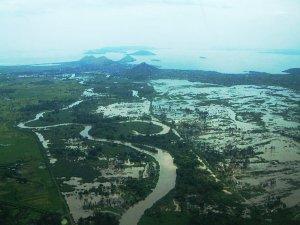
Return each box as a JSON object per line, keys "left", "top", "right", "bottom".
{"left": 1, "top": 0, "right": 300, "bottom": 63}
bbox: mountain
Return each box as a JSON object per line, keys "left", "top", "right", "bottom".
{"left": 124, "top": 62, "right": 159, "bottom": 80}
{"left": 80, "top": 55, "right": 98, "bottom": 62}
{"left": 130, "top": 50, "right": 156, "bottom": 56}
{"left": 118, "top": 55, "right": 136, "bottom": 64}
{"left": 85, "top": 46, "right": 152, "bottom": 54}
{"left": 283, "top": 68, "right": 300, "bottom": 75}
{"left": 65, "top": 56, "right": 127, "bottom": 74}
{"left": 0, "top": 56, "right": 128, "bottom": 75}
{"left": 78, "top": 55, "right": 113, "bottom": 65}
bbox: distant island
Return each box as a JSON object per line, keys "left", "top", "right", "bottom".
{"left": 85, "top": 46, "right": 153, "bottom": 54}
{"left": 129, "top": 50, "right": 156, "bottom": 56}
{"left": 118, "top": 55, "right": 136, "bottom": 64}
{"left": 283, "top": 68, "right": 300, "bottom": 74}
{"left": 0, "top": 55, "right": 299, "bottom": 91}
{"left": 261, "top": 49, "right": 300, "bottom": 56}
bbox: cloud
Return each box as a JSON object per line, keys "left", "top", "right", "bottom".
{"left": 1, "top": 0, "right": 298, "bottom": 16}
{"left": 0, "top": 0, "right": 238, "bottom": 16}
{"left": 0, "top": 0, "right": 299, "bottom": 54}
{"left": 0, "top": 0, "right": 198, "bottom": 14}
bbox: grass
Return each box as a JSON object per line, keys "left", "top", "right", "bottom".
{"left": 123, "top": 121, "right": 163, "bottom": 134}
{"left": 0, "top": 126, "right": 65, "bottom": 213}
{"left": 139, "top": 212, "right": 190, "bottom": 225}
{"left": 91, "top": 121, "right": 164, "bottom": 140}
{"left": 0, "top": 77, "right": 84, "bottom": 222}
{"left": 27, "top": 110, "right": 76, "bottom": 127}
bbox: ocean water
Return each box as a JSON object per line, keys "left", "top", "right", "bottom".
{"left": 1, "top": 48, "right": 300, "bottom": 74}
{"left": 0, "top": 50, "right": 83, "bottom": 66}
{"left": 126, "top": 49, "right": 300, "bottom": 74}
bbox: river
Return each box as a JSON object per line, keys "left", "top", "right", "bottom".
{"left": 80, "top": 125, "right": 177, "bottom": 225}
{"left": 18, "top": 98, "right": 177, "bottom": 225}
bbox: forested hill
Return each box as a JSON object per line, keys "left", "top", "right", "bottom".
{"left": 0, "top": 57, "right": 299, "bottom": 91}
{"left": 153, "top": 69, "right": 300, "bottom": 91}
{"left": 0, "top": 56, "right": 129, "bottom": 75}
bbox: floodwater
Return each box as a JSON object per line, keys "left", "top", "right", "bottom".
{"left": 80, "top": 125, "right": 177, "bottom": 225}
{"left": 97, "top": 48, "right": 300, "bottom": 73}
{"left": 18, "top": 94, "right": 177, "bottom": 225}
{"left": 2, "top": 48, "right": 300, "bottom": 74}
{"left": 150, "top": 79, "right": 300, "bottom": 207}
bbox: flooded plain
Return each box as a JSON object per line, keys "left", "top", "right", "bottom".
{"left": 80, "top": 125, "right": 177, "bottom": 225}
{"left": 18, "top": 88, "right": 177, "bottom": 225}
{"left": 151, "top": 79, "right": 300, "bottom": 207}
{"left": 16, "top": 78, "right": 299, "bottom": 223}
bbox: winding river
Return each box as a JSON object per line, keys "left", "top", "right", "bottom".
{"left": 80, "top": 126, "right": 176, "bottom": 225}
{"left": 17, "top": 98, "right": 177, "bottom": 225}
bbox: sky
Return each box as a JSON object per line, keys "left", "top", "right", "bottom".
{"left": 0, "top": 0, "right": 300, "bottom": 58}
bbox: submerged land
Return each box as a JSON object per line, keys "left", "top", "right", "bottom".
{"left": 0, "top": 56, "right": 299, "bottom": 225}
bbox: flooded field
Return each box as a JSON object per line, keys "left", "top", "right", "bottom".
{"left": 96, "top": 100, "right": 151, "bottom": 118}
{"left": 17, "top": 85, "right": 177, "bottom": 225}
{"left": 8, "top": 73, "right": 298, "bottom": 225}
{"left": 151, "top": 79, "right": 300, "bottom": 207}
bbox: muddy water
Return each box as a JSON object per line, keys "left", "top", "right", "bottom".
{"left": 17, "top": 111, "right": 46, "bottom": 129}
{"left": 18, "top": 97, "right": 177, "bottom": 225}
{"left": 17, "top": 100, "right": 82, "bottom": 129}
{"left": 80, "top": 125, "right": 177, "bottom": 225}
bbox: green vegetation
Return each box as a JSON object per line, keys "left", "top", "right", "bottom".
{"left": 0, "top": 77, "right": 84, "bottom": 224}
{"left": 90, "top": 121, "right": 163, "bottom": 140}
{"left": 78, "top": 212, "right": 119, "bottom": 225}
{"left": 139, "top": 212, "right": 190, "bottom": 225}
{"left": 0, "top": 62, "right": 299, "bottom": 225}
{"left": 0, "top": 128, "right": 63, "bottom": 212}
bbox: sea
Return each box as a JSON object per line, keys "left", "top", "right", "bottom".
{"left": 1, "top": 48, "right": 300, "bottom": 74}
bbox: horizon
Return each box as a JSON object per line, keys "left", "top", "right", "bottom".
{"left": 1, "top": 0, "right": 300, "bottom": 62}
{"left": 0, "top": 2, "right": 299, "bottom": 225}
{"left": 1, "top": 0, "right": 300, "bottom": 73}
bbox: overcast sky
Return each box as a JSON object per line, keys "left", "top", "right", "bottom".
{"left": 0, "top": 0, "right": 300, "bottom": 54}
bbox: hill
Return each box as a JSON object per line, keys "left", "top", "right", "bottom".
{"left": 118, "top": 55, "right": 136, "bottom": 64}
{"left": 130, "top": 50, "right": 156, "bottom": 56}
{"left": 0, "top": 56, "right": 128, "bottom": 75}
{"left": 283, "top": 68, "right": 300, "bottom": 75}
{"left": 124, "top": 62, "right": 159, "bottom": 80}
